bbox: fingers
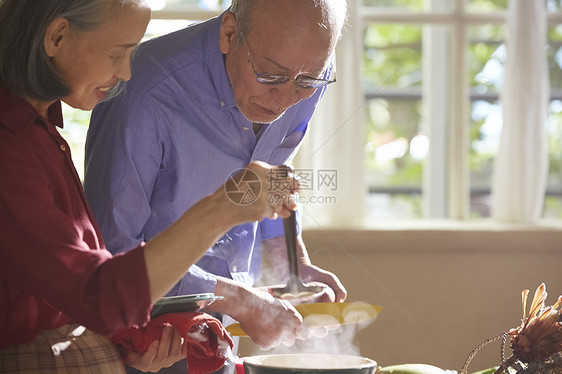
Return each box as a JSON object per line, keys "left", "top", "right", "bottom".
{"left": 315, "top": 285, "right": 337, "bottom": 303}
{"left": 124, "top": 340, "right": 159, "bottom": 371}
{"left": 156, "top": 325, "right": 173, "bottom": 358}
{"left": 157, "top": 326, "right": 184, "bottom": 366}
{"left": 334, "top": 285, "right": 348, "bottom": 303}
{"left": 245, "top": 297, "right": 308, "bottom": 350}
{"left": 323, "top": 276, "right": 347, "bottom": 302}
{"left": 259, "top": 163, "right": 300, "bottom": 215}
{"left": 124, "top": 326, "right": 185, "bottom": 372}
{"left": 273, "top": 165, "right": 299, "bottom": 215}
{"left": 301, "top": 266, "right": 348, "bottom": 303}
{"left": 241, "top": 161, "right": 301, "bottom": 221}
{"left": 221, "top": 161, "right": 307, "bottom": 227}
{"left": 308, "top": 326, "right": 330, "bottom": 339}
{"left": 273, "top": 299, "right": 306, "bottom": 348}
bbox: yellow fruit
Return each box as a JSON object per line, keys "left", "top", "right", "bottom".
{"left": 377, "top": 363, "right": 447, "bottom": 374}
{"left": 470, "top": 368, "right": 500, "bottom": 374}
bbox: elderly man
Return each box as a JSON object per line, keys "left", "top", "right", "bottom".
{"left": 84, "top": 0, "right": 347, "bottom": 371}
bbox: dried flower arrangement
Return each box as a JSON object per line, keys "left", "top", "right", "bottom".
{"left": 461, "top": 283, "right": 562, "bottom": 374}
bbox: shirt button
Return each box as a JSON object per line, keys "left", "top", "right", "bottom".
{"left": 59, "top": 144, "right": 66, "bottom": 152}
{"left": 220, "top": 101, "right": 225, "bottom": 107}
{"left": 242, "top": 126, "right": 249, "bottom": 131}
{"left": 232, "top": 265, "right": 238, "bottom": 272}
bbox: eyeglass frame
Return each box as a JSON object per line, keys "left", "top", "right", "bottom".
{"left": 240, "top": 31, "right": 337, "bottom": 90}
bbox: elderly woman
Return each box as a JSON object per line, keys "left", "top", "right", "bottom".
{"left": 0, "top": 0, "right": 302, "bottom": 372}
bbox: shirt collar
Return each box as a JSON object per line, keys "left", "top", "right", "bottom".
{"left": 206, "top": 11, "right": 238, "bottom": 110}
{"left": 0, "top": 86, "right": 63, "bottom": 133}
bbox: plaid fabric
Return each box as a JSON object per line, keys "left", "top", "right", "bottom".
{"left": 0, "top": 324, "right": 126, "bottom": 374}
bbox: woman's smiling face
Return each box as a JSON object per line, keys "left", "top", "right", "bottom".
{"left": 47, "top": 3, "right": 150, "bottom": 111}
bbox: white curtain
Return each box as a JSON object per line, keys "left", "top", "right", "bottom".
{"left": 293, "top": 0, "right": 365, "bottom": 228}
{"left": 491, "top": 0, "right": 549, "bottom": 223}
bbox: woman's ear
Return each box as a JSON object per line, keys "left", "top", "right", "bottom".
{"left": 44, "top": 18, "right": 70, "bottom": 57}
{"left": 219, "top": 11, "right": 238, "bottom": 54}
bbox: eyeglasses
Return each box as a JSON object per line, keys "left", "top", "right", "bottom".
{"left": 243, "top": 35, "right": 336, "bottom": 89}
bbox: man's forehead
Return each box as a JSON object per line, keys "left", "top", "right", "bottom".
{"left": 248, "top": 0, "right": 334, "bottom": 31}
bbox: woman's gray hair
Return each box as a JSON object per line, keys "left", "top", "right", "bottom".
{"left": 229, "top": 0, "right": 348, "bottom": 48}
{"left": 0, "top": 0, "right": 143, "bottom": 102}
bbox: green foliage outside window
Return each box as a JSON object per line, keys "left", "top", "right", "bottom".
{"left": 363, "top": 24, "right": 422, "bottom": 189}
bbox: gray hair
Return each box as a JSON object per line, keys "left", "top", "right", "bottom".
{"left": 0, "top": 0, "right": 144, "bottom": 102}
{"left": 229, "top": 0, "right": 348, "bottom": 48}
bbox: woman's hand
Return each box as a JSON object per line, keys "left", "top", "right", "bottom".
{"left": 124, "top": 325, "right": 186, "bottom": 372}
{"left": 222, "top": 161, "right": 300, "bottom": 223}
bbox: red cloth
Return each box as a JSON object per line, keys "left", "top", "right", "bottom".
{"left": 0, "top": 85, "right": 151, "bottom": 349}
{"left": 111, "top": 312, "right": 234, "bottom": 374}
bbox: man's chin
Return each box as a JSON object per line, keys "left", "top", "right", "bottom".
{"left": 239, "top": 105, "right": 286, "bottom": 124}
{"left": 245, "top": 112, "right": 285, "bottom": 125}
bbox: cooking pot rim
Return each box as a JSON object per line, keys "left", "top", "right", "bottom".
{"left": 243, "top": 353, "right": 377, "bottom": 369}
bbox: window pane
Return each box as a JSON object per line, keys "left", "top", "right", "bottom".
{"left": 466, "top": 0, "right": 508, "bottom": 13}
{"left": 145, "top": 20, "right": 193, "bottom": 40}
{"left": 545, "top": 26, "right": 562, "bottom": 217}
{"left": 548, "top": 25, "right": 562, "bottom": 90}
{"left": 60, "top": 104, "right": 91, "bottom": 181}
{"left": 467, "top": 24, "right": 562, "bottom": 219}
{"left": 468, "top": 0, "right": 562, "bottom": 12}
{"left": 147, "top": 0, "right": 197, "bottom": 10}
{"left": 363, "top": 24, "right": 423, "bottom": 89}
{"left": 546, "top": 0, "right": 562, "bottom": 12}
{"left": 467, "top": 25, "right": 505, "bottom": 218}
{"left": 363, "top": 24, "right": 423, "bottom": 219}
{"left": 365, "top": 98, "right": 424, "bottom": 219}
{"left": 363, "top": 0, "right": 423, "bottom": 12}
{"left": 467, "top": 25, "right": 505, "bottom": 95}
{"left": 545, "top": 100, "right": 562, "bottom": 218}
{"left": 147, "top": 0, "right": 231, "bottom": 11}
{"left": 469, "top": 99, "right": 500, "bottom": 218}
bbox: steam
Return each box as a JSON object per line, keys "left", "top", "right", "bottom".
{"left": 247, "top": 312, "right": 376, "bottom": 357}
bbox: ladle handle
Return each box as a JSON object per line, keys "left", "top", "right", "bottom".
{"left": 278, "top": 164, "right": 300, "bottom": 292}
{"left": 283, "top": 210, "right": 300, "bottom": 283}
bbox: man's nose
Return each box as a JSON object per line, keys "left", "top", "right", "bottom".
{"left": 268, "top": 81, "right": 307, "bottom": 109}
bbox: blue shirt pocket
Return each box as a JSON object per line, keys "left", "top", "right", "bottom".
{"left": 269, "top": 131, "right": 305, "bottom": 165}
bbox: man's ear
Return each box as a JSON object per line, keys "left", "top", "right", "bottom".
{"left": 44, "top": 18, "right": 70, "bottom": 57}
{"left": 219, "top": 12, "right": 238, "bottom": 54}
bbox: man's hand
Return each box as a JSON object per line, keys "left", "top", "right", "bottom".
{"left": 209, "top": 278, "right": 309, "bottom": 350}
{"left": 238, "top": 290, "right": 309, "bottom": 349}
{"left": 263, "top": 235, "right": 347, "bottom": 303}
{"left": 124, "top": 325, "right": 186, "bottom": 372}
{"left": 299, "top": 263, "right": 347, "bottom": 303}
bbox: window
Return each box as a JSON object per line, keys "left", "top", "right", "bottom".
{"left": 361, "top": 0, "right": 562, "bottom": 221}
